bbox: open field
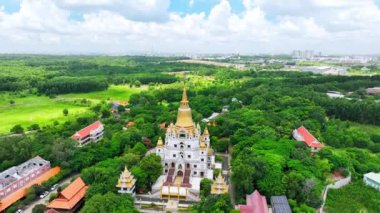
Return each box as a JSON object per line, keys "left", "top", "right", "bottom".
{"left": 0, "top": 85, "right": 147, "bottom": 135}
{"left": 0, "top": 95, "right": 88, "bottom": 135}
{"left": 347, "top": 69, "right": 380, "bottom": 76}
{"left": 59, "top": 84, "right": 148, "bottom": 102}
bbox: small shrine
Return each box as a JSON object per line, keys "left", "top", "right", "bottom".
{"left": 116, "top": 166, "right": 136, "bottom": 196}
{"left": 211, "top": 173, "right": 228, "bottom": 195}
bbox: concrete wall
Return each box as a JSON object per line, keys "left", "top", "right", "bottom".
{"left": 319, "top": 174, "right": 351, "bottom": 213}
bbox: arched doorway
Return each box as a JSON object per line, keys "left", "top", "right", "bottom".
{"left": 186, "top": 163, "right": 190, "bottom": 169}
{"left": 171, "top": 162, "right": 175, "bottom": 168}
{"left": 177, "top": 170, "right": 184, "bottom": 176}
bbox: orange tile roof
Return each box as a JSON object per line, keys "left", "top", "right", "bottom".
{"left": 47, "top": 177, "right": 87, "bottom": 210}
{"left": 127, "top": 121, "right": 135, "bottom": 127}
{"left": 0, "top": 167, "right": 61, "bottom": 212}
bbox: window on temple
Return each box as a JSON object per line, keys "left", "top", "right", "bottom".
{"left": 173, "top": 154, "right": 176, "bottom": 157}
{"left": 188, "top": 145, "right": 191, "bottom": 148}
{"left": 201, "top": 158, "right": 204, "bottom": 162}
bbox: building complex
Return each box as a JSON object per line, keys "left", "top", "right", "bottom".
{"left": 152, "top": 86, "right": 215, "bottom": 201}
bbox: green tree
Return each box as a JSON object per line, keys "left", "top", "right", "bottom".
{"left": 32, "top": 204, "right": 46, "bottom": 213}
{"left": 27, "top": 124, "right": 40, "bottom": 131}
{"left": 131, "top": 142, "right": 147, "bottom": 157}
{"left": 191, "top": 194, "right": 232, "bottom": 213}
{"left": 131, "top": 166, "right": 148, "bottom": 192}
{"left": 139, "top": 154, "right": 163, "bottom": 188}
{"left": 63, "top": 108, "right": 69, "bottom": 116}
{"left": 80, "top": 192, "right": 138, "bottom": 213}
{"left": 10, "top": 124, "right": 24, "bottom": 134}
{"left": 101, "top": 108, "right": 111, "bottom": 118}
{"left": 134, "top": 80, "right": 141, "bottom": 87}
{"left": 200, "top": 178, "right": 212, "bottom": 198}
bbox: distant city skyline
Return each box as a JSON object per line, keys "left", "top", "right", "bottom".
{"left": 1, "top": 0, "right": 380, "bottom": 54}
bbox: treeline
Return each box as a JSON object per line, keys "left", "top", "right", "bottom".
{"left": 0, "top": 76, "right": 31, "bottom": 91}
{"left": 314, "top": 97, "right": 380, "bottom": 125}
{"left": 37, "top": 77, "right": 109, "bottom": 95}
{"left": 111, "top": 73, "right": 178, "bottom": 85}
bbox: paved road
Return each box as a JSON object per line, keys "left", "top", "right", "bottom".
{"left": 23, "top": 175, "right": 77, "bottom": 213}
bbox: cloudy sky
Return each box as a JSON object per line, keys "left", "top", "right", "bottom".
{"left": 0, "top": 0, "right": 380, "bottom": 54}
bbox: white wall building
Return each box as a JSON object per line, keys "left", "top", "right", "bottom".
{"left": 363, "top": 172, "right": 380, "bottom": 191}
{"left": 152, "top": 86, "right": 215, "bottom": 201}
{"left": 71, "top": 121, "right": 104, "bottom": 147}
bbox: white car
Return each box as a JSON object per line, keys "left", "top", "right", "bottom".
{"left": 51, "top": 184, "right": 59, "bottom": 191}
{"left": 39, "top": 191, "right": 49, "bottom": 199}
{"left": 15, "top": 210, "right": 23, "bottom": 213}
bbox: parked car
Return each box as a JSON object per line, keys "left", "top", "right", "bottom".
{"left": 39, "top": 191, "right": 49, "bottom": 199}
{"left": 51, "top": 184, "right": 59, "bottom": 191}
{"left": 15, "top": 210, "right": 23, "bottom": 213}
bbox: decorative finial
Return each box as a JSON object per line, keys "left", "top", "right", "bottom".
{"left": 203, "top": 126, "right": 209, "bottom": 136}
{"left": 157, "top": 137, "right": 163, "bottom": 147}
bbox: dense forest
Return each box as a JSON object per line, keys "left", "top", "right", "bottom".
{"left": 0, "top": 55, "right": 380, "bottom": 212}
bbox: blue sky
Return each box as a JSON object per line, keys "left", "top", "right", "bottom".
{"left": 170, "top": 0, "right": 245, "bottom": 14}
{"left": 2, "top": 0, "right": 379, "bottom": 14}
{"left": 0, "top": 0, "right": 380, "bottom": 54}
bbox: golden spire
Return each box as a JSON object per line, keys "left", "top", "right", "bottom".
{"left": 157, "top": 137, "right": 163, "bottom": 147}
{"left": 181, "top": 85, "right": 188, "bottom": 104}
{"left": 175, "top": 85, "right": 194, "bottom": 127}
{"left": 203, "top": 126, "right": 209, "bottom": 136}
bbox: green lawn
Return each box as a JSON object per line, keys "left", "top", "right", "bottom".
{"left": 0, "top": 85, "right": 147, "bottom": 135}
{"left": 60, "top": 84, "right": 148, "bottom": 102}
{"left": 0, "top": 95, "right": 88, "bottom": 135}
{"left": 325, "top": 182, "right": 380, "bottom": 213}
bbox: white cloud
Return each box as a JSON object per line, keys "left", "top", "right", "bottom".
{"left": 0, "top": 0, "right": 379, "bottom": 54}
{"left": 56, "top": 0, "right": 170, "bottom": 22}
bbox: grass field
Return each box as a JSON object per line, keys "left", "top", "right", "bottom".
{"left": 0, "top": 95, "right": 88, "bottom": 134}
{"left": 325, "top": 182, "right": 380, "bottom": 213}
{"left": 0, "top": 85, "right": 147, "bottom": 135}
{"left": 59, "top": 84, "right": 148, "bottom": 102}
{"left": 347, "top": 69, "right": 380, "bottom": 75}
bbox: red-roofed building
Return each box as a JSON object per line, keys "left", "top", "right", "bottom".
{"left": 293, "top": 126, "right": 324, "bottom": 152}
{"left": 47, "top": 177, "right": 88, "bottom": 213}
{"left": 235, "top": 190, "right": 269, "bottom": 213}
{"left": 71, "top": 121, "right": 104, "bottom": 147}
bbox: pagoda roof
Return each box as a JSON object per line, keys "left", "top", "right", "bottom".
{"left": 47, "top": 177, "right": 88, "bottom": 210}
{"left": 211, "top": 174, "right": 228, "bottom": 194}
{"left": 116, "top": 167, "right": 136, "bottom": 189}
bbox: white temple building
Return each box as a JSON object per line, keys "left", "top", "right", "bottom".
{"left": 151, "top": 86, "right": 215, "bottom": 201}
